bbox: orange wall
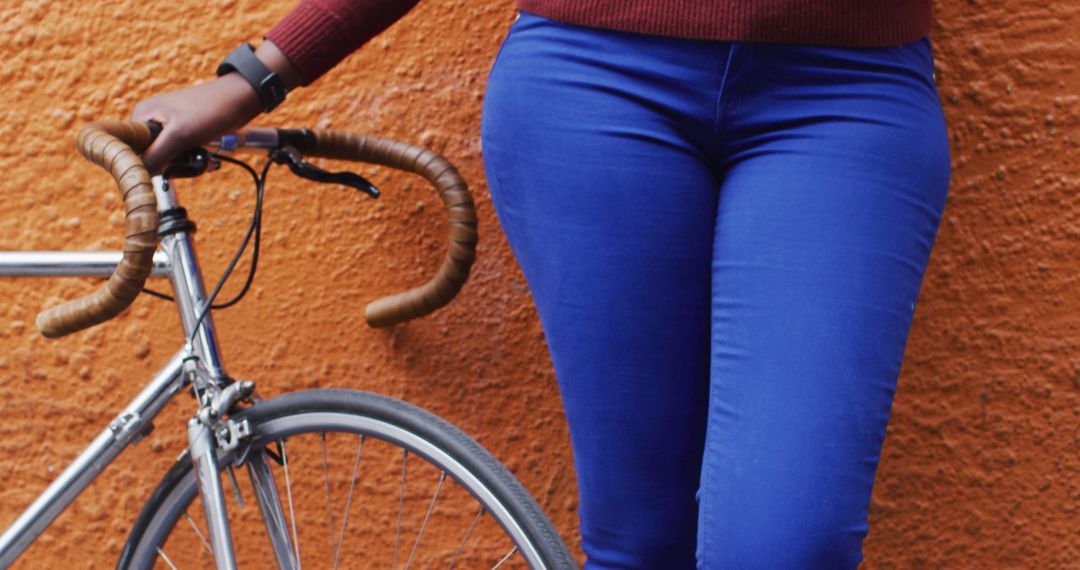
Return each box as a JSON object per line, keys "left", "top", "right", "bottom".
{"left": 0, "top": 0, "right": 1076, "bottom": 567}
{"left": 867, "top": 1, "right": 1080, "bottom": 566}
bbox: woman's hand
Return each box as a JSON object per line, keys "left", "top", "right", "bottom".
{"left": 131, "top": 74, "right": 262, "bottom": 173}
{"left": 130, "top": 41, "right": 302, "bottom": 173}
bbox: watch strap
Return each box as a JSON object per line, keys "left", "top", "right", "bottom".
{"left": 216, "top": 43, "right": 287, "bottom": 113}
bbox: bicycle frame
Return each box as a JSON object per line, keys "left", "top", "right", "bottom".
{"left": 0, "top": 175, "right": 279, "bottom": 569}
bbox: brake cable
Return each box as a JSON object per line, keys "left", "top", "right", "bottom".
{"left": 141, "top": 153, "right": 267, "bottom": 312}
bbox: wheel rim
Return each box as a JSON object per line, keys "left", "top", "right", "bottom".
{"left": 133, "top": 410, "right": 550, "bottom": 569}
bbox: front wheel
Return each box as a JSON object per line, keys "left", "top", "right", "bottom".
{"left": 117, "top": 389, "right": 576, "bottom": 569}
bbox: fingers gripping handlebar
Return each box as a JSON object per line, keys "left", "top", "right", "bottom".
{"left": 303, "top": 131, "right": 477, "bottom": 328}
{"left": 37, "top": 121, "right": 160, "bottom": 338}
{"left": 35, "top": 122, "right": 477, "bottom": 338}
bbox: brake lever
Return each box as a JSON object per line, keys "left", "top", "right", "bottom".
{"left": 163, "top": 147, "right": 219, "bottom": 179}
{"left": 270, "top": 145, "right": 380, "bottom": 198}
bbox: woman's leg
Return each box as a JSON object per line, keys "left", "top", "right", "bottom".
{"left": 697, "top": 40, "right": 951, "bottom": 568}
{"left": 481, "top": 14, "right": 728, "bottom": 569}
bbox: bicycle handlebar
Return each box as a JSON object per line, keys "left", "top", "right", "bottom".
{"left": 37, "top": 121, "right": 160, "bottom": 338}
{"left": 301, "top": 130, "right": 477, "bottom": 328}
{"left": 35, "top": 121, "right": 477, "bottom": 338}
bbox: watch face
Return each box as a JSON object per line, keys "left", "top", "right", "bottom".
{"left": 260, "top": 75, "right": 287, "bottom": 110}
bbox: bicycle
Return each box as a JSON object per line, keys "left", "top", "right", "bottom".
{"left": 0, "top": 121, "right": 576, "bottom": 569}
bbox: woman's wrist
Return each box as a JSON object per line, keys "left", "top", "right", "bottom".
{"left": 255, "top": 40, "right": 303, "bottom": 93}
{"left": 215, "top": 71, "right": 265, "bottom": 121}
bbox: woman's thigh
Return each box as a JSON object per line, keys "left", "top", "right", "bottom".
{"left": 697, "top": 40, "right": 951, "bottom": 568}
{"left": 481, "top": 13, "right": 727, "bottom": 569}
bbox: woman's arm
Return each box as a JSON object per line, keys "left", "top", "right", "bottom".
{"left": 267, "top": 0, "right": 420, "bottom": 86}
{"left": 131, "top": 0, "right": 420, "bottom": 172}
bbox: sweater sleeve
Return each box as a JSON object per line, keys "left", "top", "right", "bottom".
{"left": 266, "top": 0, "right": 420, "bottom": 86}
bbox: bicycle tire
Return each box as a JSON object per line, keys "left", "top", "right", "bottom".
{"left": 117, "top": 389, "right": 576, "bottom": 569}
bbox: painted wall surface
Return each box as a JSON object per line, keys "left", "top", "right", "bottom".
{"left": 0, "top": 0, "right": 1076, "bottom": 567}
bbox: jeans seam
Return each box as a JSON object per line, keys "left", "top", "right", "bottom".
{"left": 711, "top": 42, "right": 736, "bottom": 148}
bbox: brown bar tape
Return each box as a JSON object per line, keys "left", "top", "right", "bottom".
{"left": 37, "top": 125, "right": 473, "bottom": 335}
{"left": 36, "top": 121, "right": 159, "bottom": 338}
{"left": 306, "top": 131, "right": 477, "bottom": 327}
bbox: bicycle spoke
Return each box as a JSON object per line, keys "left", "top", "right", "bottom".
{"left": 447, "top": 506, "right": 484, "bottom": 570}
{"left": 491, "top": 546, "right": 519, "bottom": 570}
{"left": 333, "top": 435, "right": 365, "bottom": 570}
{"left": 156, "top": 547, "right": 179, "bottom": 570}
{"left": 321, "top": 432, "right": 337, "bottom": 558}
{"left": 394, "top": 448, "right": 408, "bottom": 570}
{"left": 280, "top": 439, "right": 303, "bottom": 568}
{"left": 404, "top": 471, "right": 447, "bottom": 570}
{"left": 182, "top": 511, "right": 213, "bottom": 556}
{"left": 227, "top": 464, "right": 245, "bottom": 509}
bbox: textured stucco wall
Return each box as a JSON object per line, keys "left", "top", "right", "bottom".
{"left": 865, "top": 1, "right": 1080, "bottom": 567}
{"left": 0, "top": 0, "right": 1076, "bottom": 567}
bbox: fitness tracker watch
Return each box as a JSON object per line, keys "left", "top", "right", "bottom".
{"left": 216, "top": 43, "right": 287, "bottom": 113}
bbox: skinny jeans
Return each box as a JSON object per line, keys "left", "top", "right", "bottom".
{"left": 481, "top": 12, "right": 951, "bottom": 569}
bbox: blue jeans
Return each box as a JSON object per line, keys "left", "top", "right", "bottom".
{"left": 481, "top": 12, "right": 950, "bottom": 569}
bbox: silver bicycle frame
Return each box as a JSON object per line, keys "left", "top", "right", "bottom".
{"left": 0, "top": 176, "right": 256, "bottom": 569}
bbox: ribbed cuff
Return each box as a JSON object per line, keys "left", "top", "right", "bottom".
{"left": 516, "top": 0, "right": 932, "bottom": 47}
{"left": 266, "top": 1, "right": 352, "bottom": 86}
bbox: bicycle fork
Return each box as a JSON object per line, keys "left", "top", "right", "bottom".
{"left": 188, "top": 417, "right": 239, "bottom": 569}
{"left": 185, "top": 375, "right": 299, "bottom": 570}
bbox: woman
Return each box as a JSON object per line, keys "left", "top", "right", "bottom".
{"left": 134, "top": 1, "right": 950, "bottom": 567}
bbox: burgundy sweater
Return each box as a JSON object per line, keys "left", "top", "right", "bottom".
{"left": 267, "top": 0, "right": 933, "bottom": 86}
